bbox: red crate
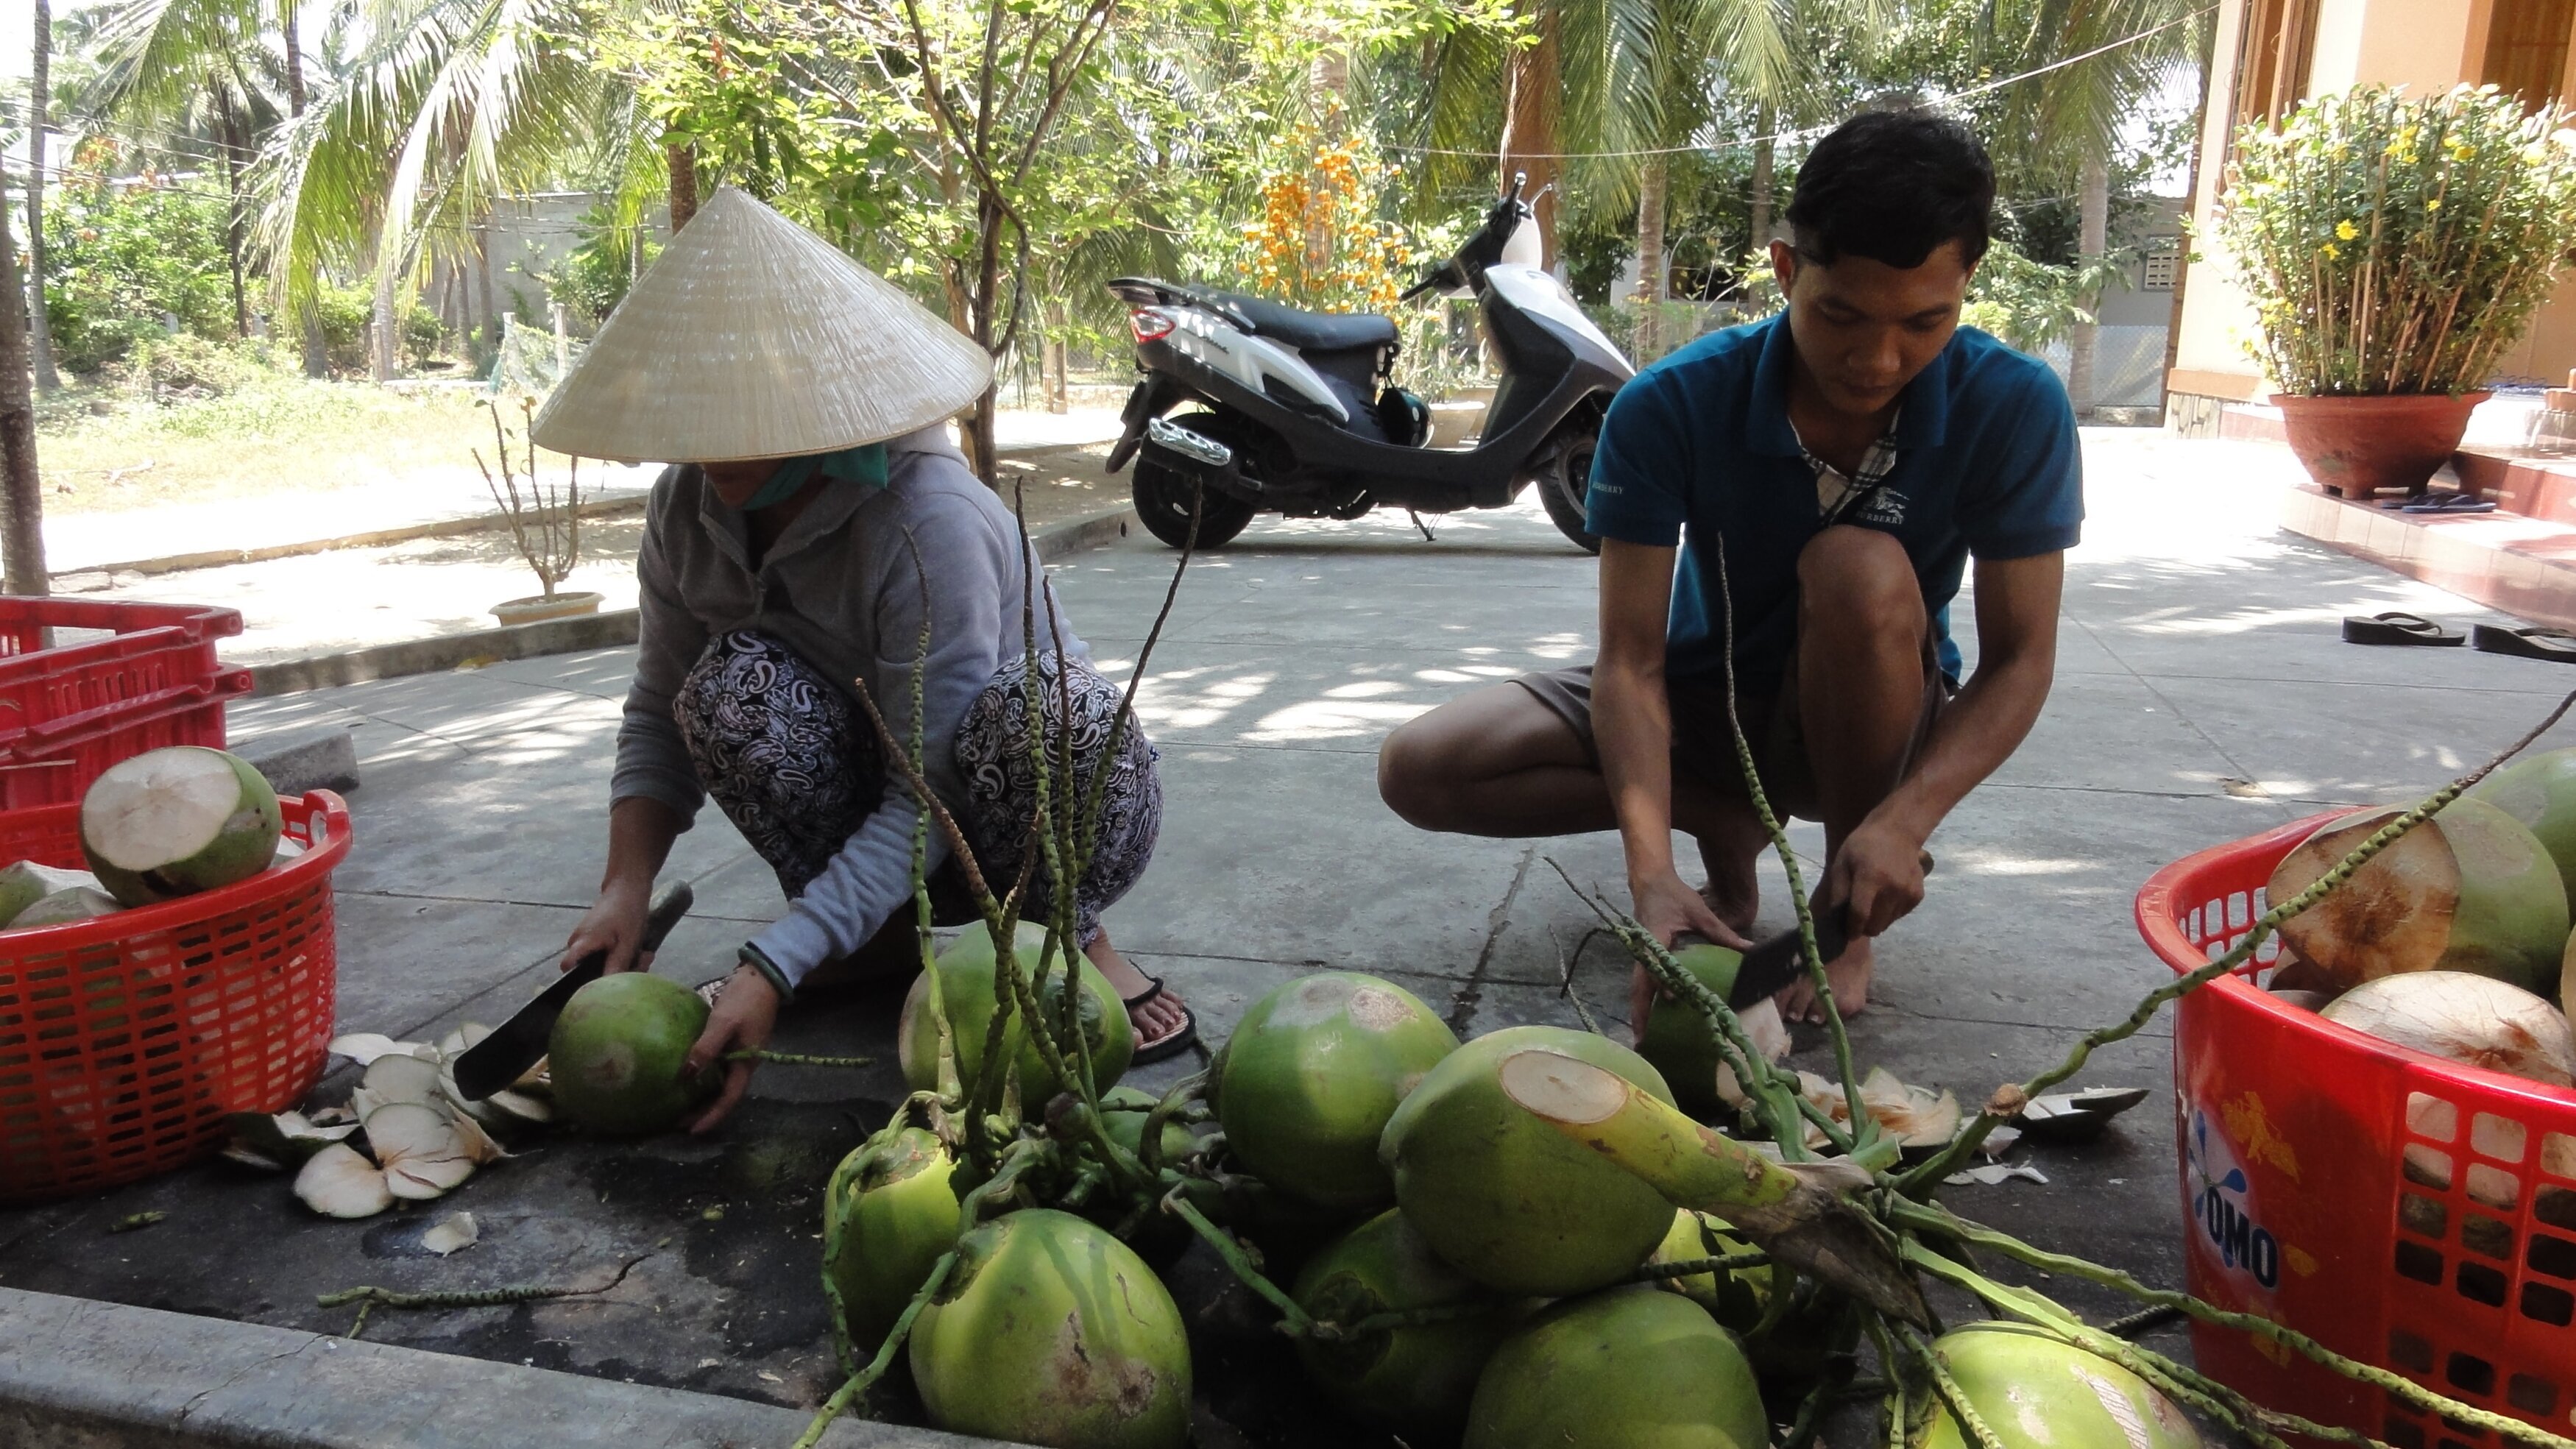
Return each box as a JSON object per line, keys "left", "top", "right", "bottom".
{"left": 0, "top": 791, "right": 350, "bottom": 1204}
{"left": 0, "top": 598, "right": 253, "bottom": 811}
{"left": 2137, "top": 812, "right": 2576, "bottom": 1442}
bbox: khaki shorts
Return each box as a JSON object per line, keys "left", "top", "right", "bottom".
{"left": 1514, "top": 642, "right": 1950, "bottom": 823}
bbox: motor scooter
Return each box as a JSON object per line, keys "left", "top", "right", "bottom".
{"left": 1105, "top": 175, "right": 1634, "bottom": 551}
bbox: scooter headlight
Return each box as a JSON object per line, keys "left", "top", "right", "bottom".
{"left": 1128, "top": 308, "right": 1176, "bottom": 343}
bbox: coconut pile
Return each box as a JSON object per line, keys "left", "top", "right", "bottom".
{"left": 2254, "top": 745, "right": 2576, "bottom": 1089}
{"left": 0, "top": 745, "right": 296, "bottom": 933}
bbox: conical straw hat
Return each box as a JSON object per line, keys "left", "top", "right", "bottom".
{"left": 531, "top": 187, "right": 994, "bottom": 464}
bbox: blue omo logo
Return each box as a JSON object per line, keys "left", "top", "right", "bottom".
{"left": 2190, "top": 1109, "right": 2280, "bottom": 1289}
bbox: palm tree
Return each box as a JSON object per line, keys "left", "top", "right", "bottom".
{"left": 28, "top": 0, "right": 62, "bottom": 391}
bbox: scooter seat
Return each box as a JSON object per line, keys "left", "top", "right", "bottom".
{"left": 1212, "top": 292, "right": 1399, "bottom": 352}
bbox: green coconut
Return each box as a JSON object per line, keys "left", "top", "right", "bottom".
{"left": 1217, "top": 972, "right": 1459, "bottom": 1210}
{"left": 1646, "top": 1209, "right": 1771, "bottom": 1335}
{"left": 824, "top": 1127, "right": 963, "bottom": 1355}
{"left": 79, "top": 747, "right": 283, "bottom": 907}
{"left": 1100, "top": 1085, "right": 1197, "bottom": 1163}
{"left": 898, "top": 923, "right": 1133, "bottom": 1104}
{"left": 547, "top": 972, "right": 714, "bottom": 1136}
{"left": 1380, "top": 1025, "right": 1677, "bottom": 1297}
{"left": 5, "top": 885, "right": 122, "bottom": 929}
{"left": 2470, "top": 746, "right": 2576, "bottom": 899}
{"left": 0, "top": 861, "right": 102, "bottom": 927}
{"left": 2267, "top": 799, "right": 2567, "bottom": 993}
{"left": 1634, "top": 944, "right": 1747, "bottom": 1119}
{"left": 910, "top": 1208, "right": 1191, "bottom": 1449}
{"left": 1920, "top": 1322, "right": 2201, "bottom": 1449}
{"left": 1291, "top": 1208, "right": 1521, "bottom": 1437}
{"left": 1463, "top": 1286, "right": 1766, "bottom": 1449}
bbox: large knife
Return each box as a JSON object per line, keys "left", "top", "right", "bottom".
{"left": 451, "top": 882, "right": 695, "bottom": 1101}
{"left": 1722, "top": 896, "right": 1851, "bottom": 1009}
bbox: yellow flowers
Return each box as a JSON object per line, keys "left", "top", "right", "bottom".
{"left": 2335, "top": 220, "right": 2358, "bottom": 241}
{"left": 2320, "top": 242, "right": 2340, "bottom": 259}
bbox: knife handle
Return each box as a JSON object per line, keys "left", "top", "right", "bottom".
{"left": 565, "top": 881, "right": 697, "bottom": 979}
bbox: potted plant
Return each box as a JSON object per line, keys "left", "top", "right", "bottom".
{"left": 477, "top": 396, "right": 602, "bottom": 625}
{"left": 2218, "top": 85, "right": 2576, "bottom": 498}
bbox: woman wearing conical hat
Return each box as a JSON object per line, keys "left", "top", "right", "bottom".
{"left": 541, "top": 188, "right": 1194, "bottom": 1131}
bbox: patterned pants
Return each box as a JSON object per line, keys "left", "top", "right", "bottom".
{"left": 672, "top": 631, "right": 1161, "bottom": 945}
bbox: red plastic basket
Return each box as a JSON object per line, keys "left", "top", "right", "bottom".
{"left": 2137, "top": 812, "right": 2576, "bottom": 1444}
{"left": 0, "top": 598, "right": 253, "bottom": 812}
{"left": 0, "top": 791, "right": 350, "bottom": 1205}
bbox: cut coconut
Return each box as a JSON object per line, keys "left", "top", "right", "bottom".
{"left": 433, "top": 1023, "right": 494, "bottom": 1060}
{"left": 2321, "top": 971, "right": 2576, "bottom": 1087}
{"left": 328, "top": 1033, "right": 419, "bottom": 1066}
{"left": 353, "top": 1052, "right": 445, "bottom": 1120}
{"left": 295, "top": 1142, "right": 394, "bottom": 1218}
{"left": 4, "top": 885, "right": 123, "bottom": 930}
{"left": 79, "top": 746, "right": 283, "bottom": 907}
{"left": 1793, "top": 1068, "right": 1961, "bottom": 1152}
{"left": 2268, "top": 800, "right": 2568, "bottom": 994}
{"left": 367, "top": 1102, "right": 478, "bottom": 1199}
{"left": 1711, "top": 1000, "right": 1794, "bottom": 1112}
{"left": 0, "top": 861, "right": 102, "bottom": 927}
{"left": 422, "top": 1211, "right": 480, "bottom": 1256}
{"left": 226, "top": 1110, "right": 358, "bottom": 1166}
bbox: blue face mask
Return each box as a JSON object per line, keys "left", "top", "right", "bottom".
{"left": 740, "top": 442, "right": 890, "bottom": 511}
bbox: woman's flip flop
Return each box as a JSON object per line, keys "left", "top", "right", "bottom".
{"left": 2472, "top": 623, "right": 2576, "bottom": 662}
{"left": 2341, "top": 612, "right": 2463, "bottom": 647}
{"left": 1124, "top": 977, "right": 1200, "bottom": 1065}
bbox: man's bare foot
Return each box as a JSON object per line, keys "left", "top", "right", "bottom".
{"left": 1774, "top": 935, "right": 1873, "bottom": 1025}
{"left": 1083, "top": 929, "right": 1192, "bottom": 1049}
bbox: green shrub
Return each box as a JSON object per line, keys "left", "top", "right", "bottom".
{"left": 2218, "top": 84, "right": 2576, "bottom": 394}
{"left": 111, "top": 333, "right": 281, "bottom": 403}
{"left": 40, "top": 171, "right": 239, "bottom": 374}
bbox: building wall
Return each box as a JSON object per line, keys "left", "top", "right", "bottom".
{"left": 2170, "top": 0, "right": 2576, "bottom": 408}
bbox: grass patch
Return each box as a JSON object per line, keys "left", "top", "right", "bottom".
{"left": 32, "top": 376, "right": 573, "bottom": 516}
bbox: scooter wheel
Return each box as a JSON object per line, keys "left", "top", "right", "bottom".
{"left": 1535, "top": 431, "right": 1602, "bottom": 554}
{"left": 1134, "top": 414, "right": 1260, "bottom": 549}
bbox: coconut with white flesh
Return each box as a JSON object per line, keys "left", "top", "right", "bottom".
{"left": 0, "top": 861, "right": 102, "bottom": 926}
{"left": 224, "top": 1110, "right": 357, "bottom": 1169}
{"left": 327, "top": 1032, "right": 420, "bottom": 1066}
{"left": 79, "top": 746, "right": 283, "bottom": 907}
{"left": 367, "top": 1102, "right": 484, "bottom": 1199}
{"left": 353, "top": 1052, "right": 445, "bottom": 1121}
{"left": 1791, "top": 1066, "right": 1963, "bottom": 1152}
{"left": 2321, "top": 971, "right": 2576, "bottom": 1086}
{"left": 295, "top": 1142, "right": 394, "bottom": 1218}
{"left": 4, "top": 885, "right": 123, "bottom": 929}
{"left": 2267, "top": 799, "right": 2569, "bottom": 994}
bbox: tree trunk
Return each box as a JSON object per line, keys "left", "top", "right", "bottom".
{"left": 1041, "top": 299, "right": 1069, "bottom": 414}
{"left": 0, "top": 199, "right": 49, "bottom": 595}
{"left": 477, "top": 208, "right": 499, "bottom": 361}
{"left": 372, "top": 247, "right": 397, "bottom": 383}
{"left": 2067, "top": 153, "right": 2109, "bottom": 417}
{"left": 1748, "top": 105, "right": 1775, "bottom": 257}
{"left": 281, "top": 0, "right": 328, "bottom": 377}
{"left": 667, "top": 145, "right": 700, "bottom": 232}
{"left": 26, "top": 0, "right": 58, "bottom": 392}
{"left": 217, "top": 91, "right": 251, "bottom": 338}
{"left": 1635, "top": 152, "right": 1667, "bottom": 361}
{"left": 1500, "top": 7, "right": 1563, "bottom": 266}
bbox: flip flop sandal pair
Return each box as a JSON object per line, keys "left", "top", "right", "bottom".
{"left": 2382, "top": 492, "right": 2497, "bottom": 514}
{"left": 1125, "top": 977, "right": 1201, "bottom": 1065}
{"left": 2343, "top": 612, "right": 2464, "bottom": 646}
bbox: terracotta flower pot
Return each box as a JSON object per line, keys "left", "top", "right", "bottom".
{"left": 491, "top": 590, "right": 604, "bottom": 626}
{"left": 2273, "top": 392, "right": 2489, "bottom": 500}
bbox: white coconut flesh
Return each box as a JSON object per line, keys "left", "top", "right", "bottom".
{"left": 296, "top": 1142, "right": 395, "bottom": 1218}
{"left": 2321, "top": 971, "right": 2576, "bottom": 1087}
{"left": 5, "top": 886, "right": 122, "bottom": 929}
{"left": 353, "top": 1052, "right": 445, "bottom": 1120}
{"left": 367, "top": 1102, "right": 481, "bottom": 1199}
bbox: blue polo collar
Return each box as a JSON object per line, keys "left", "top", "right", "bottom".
{"left": 1744, "top": 312, "right": 1956, "bottom": 457}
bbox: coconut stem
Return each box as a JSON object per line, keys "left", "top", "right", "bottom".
{"left": 316, "top": 1253, "right": 649, "bottom": 1317}
{"left": 1895, "top": 1213, "right": 2576, "bottom": 1447}
{"left": 726, "top": 1049, "right": 876, "bottom": 1069}
{"left": 791, "top": 1250, "right": 958, "bottom": 1449}
{"left": 1906, "top": 1328, "right": 2010, "bottom": 1449}
{"left": 1862, "top": 1317, "right": 1908, "bottom": 1449}
{"left": 1625, "top": 1250, "right": 1771, "bottom": 1283}
{"left": 1162, "top": 1188, "right": 1313, "bottom": 1333}
{"left": 1903, "top": 687, "right": 2576, "bottom": 1191}
{"left": 1135, "top": 1070, "right": 1206, "bottom": 1177}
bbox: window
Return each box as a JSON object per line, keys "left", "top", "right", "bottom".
{"left": 2483, "top": 0, "right": 2575, "bottom": 111}
{"left": 2142, "top": 238, "right": 2182, "bottom": 291}
{"left": 2233, "top": 0, "right": 2322, "bottom": 132}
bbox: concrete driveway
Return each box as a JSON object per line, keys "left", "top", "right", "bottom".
{"left": 5, "top": 426, "right": 2569, "bottom": 1445}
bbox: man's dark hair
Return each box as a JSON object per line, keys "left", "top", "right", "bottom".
{"left": 1784, "top": 110, "right": 1995, "bottom": 270}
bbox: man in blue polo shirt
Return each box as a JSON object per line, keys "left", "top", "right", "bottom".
{"left": 1379, "top": 110, "right": 2079, "bottom": 1031}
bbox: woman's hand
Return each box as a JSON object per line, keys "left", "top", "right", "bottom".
{"left": 562, "top": 877, "right": 656, "bottom": 975}
{"left": 684, "top": 964, "right": 780, "bottom": 1134}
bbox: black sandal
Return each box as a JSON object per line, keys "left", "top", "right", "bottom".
{"left": 2472, "top": 623, "right": 2576, "bottom": 662}
{"left": 1124, "top": 977, "right": 1200, "bottom": 1065}
{"left": 2342, "top": 612, "right": 2464, "bottom": 646}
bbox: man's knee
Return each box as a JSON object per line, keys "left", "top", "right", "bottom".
{"left": 1800, "top": 526, "right": 1922, "bottom": 636}
{"left": 1376, "top": 718, "right": 1451, "bottom": 827}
